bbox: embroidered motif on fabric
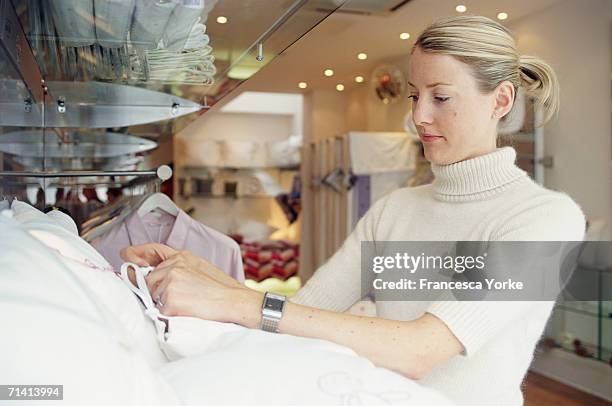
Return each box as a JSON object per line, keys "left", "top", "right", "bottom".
{"left": 318, "top": 372, "right": 412, "bottom": 406}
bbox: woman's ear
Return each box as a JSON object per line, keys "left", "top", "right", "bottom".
{"left": 492, "top": 80, "right": 515, "bottom": 119}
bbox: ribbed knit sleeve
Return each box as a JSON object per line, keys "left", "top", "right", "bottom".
{"left": 291, "top": 194, "right": 391, "bottom": 311}
{"left": 427, "top": 192, "right": 586, "bottom": 357}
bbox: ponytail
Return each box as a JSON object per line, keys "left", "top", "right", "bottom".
{"left": 518, "top": 55, "right": 560, "bottom": 126}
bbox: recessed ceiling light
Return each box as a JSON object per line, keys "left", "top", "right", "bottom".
{"left": 336, "top": 84, "right": 345, "bottom": 91}
{"left": 497, "top": 12, "right": 508, "bottom": 20}
{"left": 399, "top": 32, "right": 410, "bottom": 40}
{"left": 357, "top": 53, "right": 368, "bottom": 60}
{"left": 354, "top": 75, "right": 364, "bottom": 83}
{"left": 298, "top": 82, "right": 308, "bottom": 89}
{"left": 455, "top": 5, "right": 467, "bottom": 13}
{"left": 324, "top": 68, "right": 334, "bottom": 77}
{"left": 216, "top": 16, "right": 228, "bottom": 24}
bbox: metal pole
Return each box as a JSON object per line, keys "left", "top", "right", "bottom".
{"left": 0, "top": 164, "right": 172, "bottom": 180}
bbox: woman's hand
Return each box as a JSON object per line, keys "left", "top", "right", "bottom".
{"left": 121, "top": 244, "right": 262, "bottom": 325}
{"left": 120, "top": 243, "right": 178, "bottom": 267}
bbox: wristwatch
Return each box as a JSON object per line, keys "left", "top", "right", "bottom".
{"left": 260, "top": 292, "right": 286, "bottom": 333}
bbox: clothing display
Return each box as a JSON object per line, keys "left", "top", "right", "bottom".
{"left": 92, "top": 208, "right": 245, "bottom": 282}
{"left": 292, "top": 147, "right": 586, "bottom": 406}
{"left": 163, "top": 0, "right": 206, "bottom": 51}
{"left": 130, "top": 0, "right": 177, "bottom": 50}
{"left": 10, "top": 200, "right": 169, "bottom": 369}
{"left": 94, "top": 0, "right": 136, "bottom": 48}
{"left": 348, "top": 131, "right": 418, "bottom": 175}
{"left": 0, "top": 210, "right": 181, "bottom": 406}
{"left": 232, "top": 235, "right": 300, "bottom": 281}
{"left": 0, "top": 206, "right": 458, "bottom": 406}
{"left": 275, "top": 175, "right": 301, "bottom": 224}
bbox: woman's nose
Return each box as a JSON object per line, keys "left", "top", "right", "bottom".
{"left": 412, "top": 100, "right": 434, "bottom": 126}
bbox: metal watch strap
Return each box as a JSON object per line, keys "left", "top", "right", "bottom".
{"left": 261, "top": 316, "right": 280, "bottom": 333}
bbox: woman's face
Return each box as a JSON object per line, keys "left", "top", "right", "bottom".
{"left": 408, "top": 47, "right": 501, "bottom": 165}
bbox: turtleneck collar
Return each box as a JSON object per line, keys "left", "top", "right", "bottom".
{"left": 431, "top": 147, "right": 528, "bottom": 202}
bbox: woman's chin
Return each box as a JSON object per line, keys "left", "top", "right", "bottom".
{"left": 424, "top": 147, "right": 452, "bottom": 165}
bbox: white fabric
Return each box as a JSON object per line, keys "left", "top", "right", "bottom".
{"left": 119, "top": 262, "right": 456, "bottom": 406}
{"left": 293, "top": 147, "right": 586, "bottom": 406}
{"left": 95, "top": 0, "right": 136, "bottom": 48}
{"left": 130, "top": 0, "right": 177, "bottom": 50}
{"left": 267, "top": 135, "right": 302, "bottom": 167}
{"left": 0, "top": 213, "right": 181, "bottom": 406}
{"left": 118, "top": 262, "right": 245, "bottom": 361}
{"left": 223, "top": 140, "right": 268, "bottom": 168}
{"left": 236, "top": 220, "right": 277, "bottom": 242}
{"left": 183, "top": 139, "right": 224, "bottom": 167}
{"left": 159, "top": 329, "right": 456, "bottom": 406}
{"left": 348, "top": 131, "right": 418, "bottom": 175}
{"left": 163, "top": 0, "right": 205, "bottom": 51}
{"left": 46, "top": 208, "right": 79, "bottom": 235}
{"left": 10, "top": 201, "right": 168, "bottom": 369}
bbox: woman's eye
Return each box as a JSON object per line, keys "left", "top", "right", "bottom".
{"left": 408, "top": 95, "right": 419, "bottom": 101}
{"left": 435, "top": 96, "right": 450, "bottom": 102}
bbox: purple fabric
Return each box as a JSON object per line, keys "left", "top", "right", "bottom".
{"left": 91, "top": 209, "right": 245, "bottom": 282}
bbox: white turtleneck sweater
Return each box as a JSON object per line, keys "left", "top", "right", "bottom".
{"left": 292, "top": 147, "right": 586, "bottom": 406}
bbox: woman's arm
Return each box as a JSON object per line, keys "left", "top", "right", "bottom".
{"left": 123, "top": 245, "right": 464, "bottom": 380}
{"left": 237, "top": 288, "right": 464, "bottom": 380}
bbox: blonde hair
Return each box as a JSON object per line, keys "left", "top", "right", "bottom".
{"left": 412, "top": 15, "right": 559, "bottom": 126}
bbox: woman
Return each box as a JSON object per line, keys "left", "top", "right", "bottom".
{"left": 122, "top": 15, "right": 585, "bottom": 406}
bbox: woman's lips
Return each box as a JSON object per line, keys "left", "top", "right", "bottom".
{"left": 420, "top": 134, "right": 444, "bottom": 143}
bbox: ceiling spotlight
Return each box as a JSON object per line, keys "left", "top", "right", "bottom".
{"left": 354, "top": 75, "right": 364, "bottom": 83}
{"left": 497, "top": 12, "right": 508, "bottom": 20}
{"left": 336, "top": 84, "right": 345, "bottom": 92}
{"left": 455, "top": 5, "right": 467, "bottom": 13}
{"left": 298, "top": 82, "right": 308, "bottom": 89}
{"left": 324, "top": 69, "right": 334, "bottom": 77}
{"left": 399, "top": 32, "right": 410, "bottom": 40}
{"left": 216, "top": 16, "right": 228, "bottom": 24}
{"left": 357, "top": 53, "right": 368, "bottom": 60}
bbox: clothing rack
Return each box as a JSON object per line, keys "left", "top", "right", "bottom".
{"left": 0, "top": 165, "right": 172, "bottom": 181}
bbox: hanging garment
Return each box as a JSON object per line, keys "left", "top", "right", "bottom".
{"left": 130, "top": 0, "right": 177, "bottom": 50}
{"left": 91, "top": 209, "right": 245, "bottom": 281}
{"left": 94, "top": 0, "right": 136, "bottom": 48}
{"left": 348, "top": 131, "right": 418, "bottom": 175}
{"left": 48, "top": 0, "right": 96, "bottom": 47}
{"left": 162, "top": 0, "right": 206, "bottom": 51}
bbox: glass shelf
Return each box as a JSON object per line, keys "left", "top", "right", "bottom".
{"left": 6, "top": 0, "right": 342, "bottom": 116}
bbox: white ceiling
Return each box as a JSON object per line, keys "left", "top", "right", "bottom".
{"left": 227, "top": 0, "right": 564, "bottom": 100}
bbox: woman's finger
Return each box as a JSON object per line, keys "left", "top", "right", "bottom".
{"left": 145, "top": 264, "right": 172, "bottom": 291}
{"left": 151, "top": 275, "right": 172, "bottom": 306}
{"left": 120, "top": 243, "right": 178, "bottom": 266}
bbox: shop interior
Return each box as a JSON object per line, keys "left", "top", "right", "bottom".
{"left": 0, "top": 0, "right": 610, "bottom": 404}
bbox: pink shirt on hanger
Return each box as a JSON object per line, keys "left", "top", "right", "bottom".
{"left": 91, "top": 209, "right": 244, "bottom": 282}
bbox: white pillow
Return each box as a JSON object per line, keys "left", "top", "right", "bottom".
{"left": 0, "top": 214, "right": 181, "bottom": 406}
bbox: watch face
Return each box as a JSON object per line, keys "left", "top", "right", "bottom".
{"left": 265, "top": 296, "right": 285, "bottom": 312}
